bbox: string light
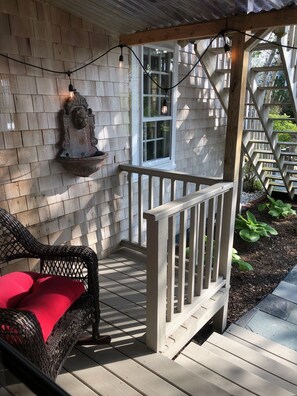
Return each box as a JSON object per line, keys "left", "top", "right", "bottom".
{"left": 119, "top": 44, "right": 124, "bottom": 66}
{"left": 161, "top": 89, "right": 169, "bottom": 114}
{"left": 67, "top": 71, "right": 76, "bottom": 98}
{"left": 0, "top": 29, "right": 296, "bottom": 95}
{"left": 222, "top": 31, "right": 232, "bottom": 60}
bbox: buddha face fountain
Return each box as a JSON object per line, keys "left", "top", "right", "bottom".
{"left": 57, "top": 91, "right": 108, "bottom": 177}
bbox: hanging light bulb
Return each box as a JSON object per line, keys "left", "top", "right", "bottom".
{"left": 68, "top": 82, "right": 76, "bottom": 98}
{"left": 161, "top": 89, "right": 169, "bottom": 114}
{"left": 161, "top": 98, "right": 168, "bottom": 114}
{"left": 119, "top": 45, "right": 124, "bottom": 67}
{"left": 67, "top": 71, "right": 76, "bottom": 98}
{"left": 222, "top": 32, "right": 232, "bottom": 60}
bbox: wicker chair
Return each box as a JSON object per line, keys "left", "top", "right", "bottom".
{"left": 0, "top": 207, "right": 109, "bottom": 379}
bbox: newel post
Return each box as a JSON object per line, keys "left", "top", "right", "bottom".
{"left": 144, "top": 213, "right": 168, "bottom": 352}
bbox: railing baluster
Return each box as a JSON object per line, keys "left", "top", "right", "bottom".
{"left": 128, "top": 172, "right": 133, "bottom": 242}
{"left": 177, "top": 210, "right": 186, "bottom": 313}
{"left": 159, "top": 177, "right": 164, "bottom": 205}
{"left": 204, "top": 197, "right": 215, "bottom": 289}
{"left": 138, "top": 174, "right": 143, "bottom": 246}
{"left": 171, "top": 179, "right": 176, "bottom": 201}
{"left": 196, "top": 201, "right": 206, "bottom": 296}
{"left": 148, "top": 175, "right": 153, "bottom": 210}
{"left": 212, "top": 194, "right": 224, "bottom": 281}
{"left": 188, "top": 205, "right": 198, "bottom": 303}
{"left": 167, "top": 215, "right": 176, "bottom": 322}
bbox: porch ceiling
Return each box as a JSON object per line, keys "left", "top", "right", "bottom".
{"left": 46, "top": 0, "right": 295, "bottom": 37}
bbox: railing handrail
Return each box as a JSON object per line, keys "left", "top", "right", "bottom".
{"left": 144, "top": 181, "right": 233, "bottom": 222}
{"left": 119, "top": 164, "right": 222, "bottom": 186}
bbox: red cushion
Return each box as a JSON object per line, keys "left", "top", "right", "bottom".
{"left": 17, "top": 274, "right": 85, "bottom": 341}
{"left": 0, "top": 272, "right": 38, "bottom": 308}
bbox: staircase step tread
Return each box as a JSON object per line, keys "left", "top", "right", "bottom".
{"left": 243, "top": 129, "right": 265, "bottom": 133}
{"left": 264, "top": 102, "right": 292, "bottom": 106}
{"left": 258, "top": 159, "right": 276, "bottom": 163}
{"left": 258, "top": 86, "right": 288, "bottom": 90}
{"left": 249, "top": 139, "right": 269, "bottom": 143}
{"left": 253, "top": 149, "right": 273, "bottom": 154}
{"left": 253, "top": 43, "right": 282, "bottom": 51}
{"left": 284, "top": 161, "right": 297, "bottom": 165}
{"left": 175, "top": 352, "right": 253, "bottom": 396}
{"left": 204, "top": 332, "right": 297, "bottom": 394}
{"left": 251, "top": 65, "right": 283, "bottom": 72}
{"left": 217, "top": 68, "right": 231, "bottom": 73}
{"left": 270, "top": 117, "right": 295, "bottom": 121}
{"left": 262, "top": 167, "right": 279, "bottom": 171}
{"left": 178, "top": 340, "right": 293, "bottom": 396}
{"left": 281, "top": 152, "right": 297, "bottom": 156}
{"left": 225, "top": 324, "right": 297, "bottom": 369}
{"left": 270, "top": 182, "right": 286, "bottom": 187}
{"left": 266, "top": 175, "right": 283, "bottom": 180}
{"left": 273, "top": 130, "right": 297, "bottom": 133}
{"left": 278, "top": 141, "right": 297, "bottom": 146}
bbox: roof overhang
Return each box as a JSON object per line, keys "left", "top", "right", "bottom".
{"left": 120, "top": 5, "right": 297, "bottom": 45}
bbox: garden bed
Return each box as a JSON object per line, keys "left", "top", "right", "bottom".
{"left": 229, "top": 195, "right": 297, "bottom": 324}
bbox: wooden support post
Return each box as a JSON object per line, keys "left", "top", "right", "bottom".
{"left": 214, "top": 32, "right": 249, "bottom": 333}
{"left": 224, "top": 32, "right": 249, "bottom": 184}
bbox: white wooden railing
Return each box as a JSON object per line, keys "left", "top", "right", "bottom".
{"left": 119, "top": 164, "right": 221, "bottom": 251}
{"left": 144, "top": 181, "right": 234, "bottom": 353}
{"left": 119, "top": 165, "right": 234, "bottom": 355}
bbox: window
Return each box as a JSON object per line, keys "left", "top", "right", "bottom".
{"left": 131, "top": 44, "right": 177, "bottom": 169}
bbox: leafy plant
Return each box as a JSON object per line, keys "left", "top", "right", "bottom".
{"left": 232, "top": 248, "right": 253, "bottom": 271}
{"left": 258, "top": 196, "right": 296, "bottom": 218}
{"left": 185, "top": 241, "right": 253, "bottom": 271}
{"left": 243, "top": 160, "right": 263, "bottom": 193}
{"left": 270, "top": 113, "right": 297, "bottom": 143}
{"left": 235, "top": 210, "right": 278, "bottom": 242}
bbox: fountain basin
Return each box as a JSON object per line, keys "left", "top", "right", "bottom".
{"left": 57, "top": 151, "right": 108, "bottom": 177}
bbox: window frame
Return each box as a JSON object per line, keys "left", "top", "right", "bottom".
{"left": 131, "top": 42, "right": 178, "bottom": 170}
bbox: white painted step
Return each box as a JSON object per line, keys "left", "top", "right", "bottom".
{"left": 203, "top": 331, "right": 297, "bottom": 395}
{"left": 225, "top": 324, "right": 297, "bottom": 370}
{"left": 176, "top": 339, "right": 294, "bottom": 395}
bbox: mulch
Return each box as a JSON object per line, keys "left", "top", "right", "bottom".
{"left": 228, "top": 195, "right": 297, "bottom": 324}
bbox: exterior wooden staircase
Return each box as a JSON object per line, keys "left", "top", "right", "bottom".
{"left": 176, "top": 323, "right": 297, "bottom": 395}
{"left": 195, "top": 26, "right": 297, "bottom": 199}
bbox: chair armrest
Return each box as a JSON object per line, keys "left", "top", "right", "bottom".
{"left": 0, "top": 308, "right": 50, "bottom": 374}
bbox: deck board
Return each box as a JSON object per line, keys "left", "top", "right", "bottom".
{"left": 58, "top": 248, "right": 230, "bottom": 395}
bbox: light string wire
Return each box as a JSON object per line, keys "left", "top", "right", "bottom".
{"left": 123, "top": 32, "right": 220, "bottom": 93}
{"left": 0, "top": 28, "right": 296, "bottom": 92}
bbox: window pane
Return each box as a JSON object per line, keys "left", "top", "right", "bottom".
{"left": 142, "top": 47, "right": 173, "bottom": 163}
{"left": 143, "top": 120, "right": 171, "bottom": 160}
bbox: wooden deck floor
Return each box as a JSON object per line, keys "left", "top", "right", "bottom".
{"left": 3, "top": 248, "right": 297, "bottom": 395}
{"left": 56, "top": 248, "right": 228, "bottom": 396}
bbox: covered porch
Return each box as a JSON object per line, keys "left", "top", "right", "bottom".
{"left": 1, "top": 0, "right": 297, "bottom": 394}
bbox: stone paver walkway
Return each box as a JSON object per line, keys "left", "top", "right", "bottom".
{"left": 236, "top": 265, "right": 297, "bottom": 351}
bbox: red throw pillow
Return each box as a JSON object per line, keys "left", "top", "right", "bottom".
{"left": 17, "top": 274, "right": 85, "bottom": 341}
{"left": 0, "top": 272, "right": 38, "bottom": 308}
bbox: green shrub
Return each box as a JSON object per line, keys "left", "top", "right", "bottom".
{"left": 232, "top": 248, "right": 253, "bottom": 271}
{"left": 235, "top": 210, "right": 278, "bottom": 242}
{"left": 258, "top": 196, "right": 296, "bottom": 218}
{"left": 270, "top": 113, "right": 297, "bottom": 143}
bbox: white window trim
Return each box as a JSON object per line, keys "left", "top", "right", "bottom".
{"left": 131, "top": 43, "right": 178, "bottom": 170}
